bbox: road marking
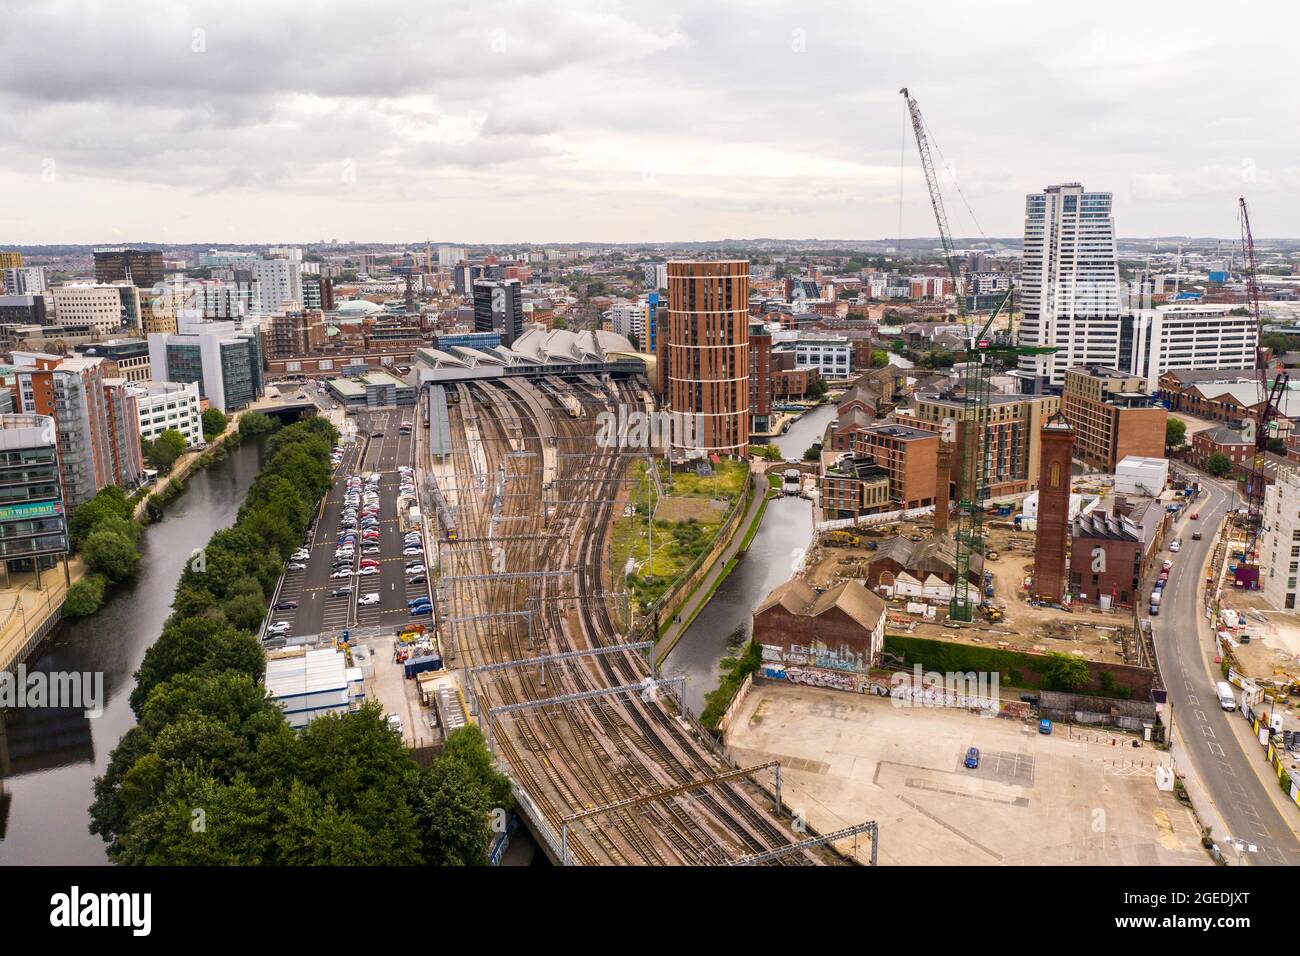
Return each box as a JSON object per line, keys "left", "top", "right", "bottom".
{"left": 1208, "top": 742, "right": 1225, "bottom": 756}
{"left": 1202, "top": 725, "right": 1216, "bottom": 738}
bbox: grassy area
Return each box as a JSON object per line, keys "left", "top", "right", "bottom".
{"left": 609, "top": 458, "right": 748, "bottom": 614}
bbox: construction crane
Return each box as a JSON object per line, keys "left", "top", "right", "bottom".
{"left": 1235, "top": 196, "right": 1288, "bottom": 588}
{"left": 900, "top": 87, "right": 1012, "bottom": 621}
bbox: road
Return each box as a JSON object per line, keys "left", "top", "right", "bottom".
{"left": 266, "top": 407, "right": 432, "bottom": 642}
{"left": 1149, "top": 474, "right": 1300, "bottom": 865}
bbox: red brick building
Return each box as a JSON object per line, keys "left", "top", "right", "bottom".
{"left": 1060, "top": 366, "right": 1166, "bottom": 473}
{"left": 1191, "top": 425, "right": 1251, "bottom": 471}
{"left": 1031, "top": 416, "right": 1075, "bottom": 602}
{"left": 753, "top": 578, "right": 887, "bottom": 673}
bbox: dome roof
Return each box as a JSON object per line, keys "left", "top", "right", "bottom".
{"left": 336, "top": 299, "right": 383, "bottom": 315}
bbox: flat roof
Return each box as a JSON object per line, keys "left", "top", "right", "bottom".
{"left": 328, "top": 378, "right": 366, "bottom": 396}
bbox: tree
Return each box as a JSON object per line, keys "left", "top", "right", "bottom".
{"left": 69, "top": 486, "right": 135, "bottom": 549}
{"left": 82, "top": 528, "right": 140, "bottom": 582}
{"left": 1205, "top": 452, "right": 1235, "bottom": 478}
{"left": 803, "top": 442, "right": 823, "bottom": 462}
{"left": 1041, "top": 652, "right": 1091, "bottom": 692}
{"left": 201, "top": 408, "right": 228, "bottom": 441}
{"left": 412, "top": 756, "right": 496, "bottom": 866}
{"left": 238, "top": 411, "right": 278, "bottom": 439}
{"left": 1268, "top": 436, "right": 1287, "bottom": 455}
{"left": 870, "top": 350, "right": 889, "bottom": 368}
{"left": 64, "top": 574, "right": 107, "bottom": 617}
{"left": 1165, "top": 417, "right": 1187, "bottom": 449}
{"left": 143, "top": 429, "right": 186, "bottom": 472}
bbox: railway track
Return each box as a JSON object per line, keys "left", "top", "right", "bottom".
{"left": 433, "top": 376, "right": 835, "bottom": 865}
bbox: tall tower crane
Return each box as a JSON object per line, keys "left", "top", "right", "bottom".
{"left": 900, "top": 87, "right": 1009, "bottom": 621}
{"left": 1236, "top": 196, "right": 1288, "bottom": 588}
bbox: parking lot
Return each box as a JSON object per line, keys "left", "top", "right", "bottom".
{"left": 264, "top": 408, "right": 433, "bottom": 643}
{"left": 725, "top": 684, "right": 1210, "bottom": 866}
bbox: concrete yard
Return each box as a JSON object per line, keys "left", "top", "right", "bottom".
{"left": 725, "top": 684, "right": 1210, "bottom": 866}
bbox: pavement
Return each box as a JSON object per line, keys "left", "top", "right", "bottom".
{"left": 653, "top": 463, "right": 769, "bottom": 666}
{"left": 1149, "top": 471, "right": 1300, "bottom": 865}
{"left": 726, "top": 684, "right": 1208, "bottom": 866}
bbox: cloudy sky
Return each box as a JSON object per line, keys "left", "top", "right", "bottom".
{"left": 1, "top": 0, "right": 1296, "bottom": 244}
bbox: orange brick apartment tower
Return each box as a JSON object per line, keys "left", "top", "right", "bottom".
{"left": 665, "top": 261, "right": 750, "bottom": 456}
{"left": 1032, "top": 415, "right": 1076, "bottom": 602}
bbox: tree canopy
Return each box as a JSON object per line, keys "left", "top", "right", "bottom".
{"left": 92, "top": 415, "right": 512, "bottom": 865}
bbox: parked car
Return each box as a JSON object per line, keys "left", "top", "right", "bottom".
{"left": 386, "top": 713, "right": 402, "bottom": 734}
{"left": 964, "top": 747, "right": 980, "bottom": 769}
{"left": 274, "top": 600, "right": 299, "bottom": 610}
{"left": 409, "top": 605, "right": 431, "bottom": 616}
{"left": 407, "top": 574, "right": 427, "bottom": 585}
{"left": 358, "top": 566, "right": 379, "bottom": 576}
{"left": 266, "top": 621, "right": 291, "bottom": 635}
{"left": 331, "top": 569, "right": 353, "bottom": 580}
{"left": 358, "top": 593, "right": 380, "bottom": 606}
{"left": 287, "top": 561, "right": 308, "bottom": 570}
{"left": 1038, "top": 719, "right": 1053, "bottom": 735}
{"left": 329, "top": 587, "right": 352, "bottom": 598}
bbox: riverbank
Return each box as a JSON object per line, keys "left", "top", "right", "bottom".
{"left": 660, "top": 492, "right": 815, "bottom": 715}
{"left": 0, "top": 435, "right": 268, "bottom": 864}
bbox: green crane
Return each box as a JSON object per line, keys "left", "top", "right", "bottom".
{"left": 900, "top": 87, "right": 1007, "bottom": 622}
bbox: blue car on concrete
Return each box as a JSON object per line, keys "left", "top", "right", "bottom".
{"left": 1039, "top": 718, "right": 1053, "bottom": 735}
{"left": 964, "top": 747, "right": 980, "bottom": 769}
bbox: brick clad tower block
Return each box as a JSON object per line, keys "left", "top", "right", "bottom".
{"left": 933, "top": 441, "right": 953, "bottom": 533}
{"left": 665, "top": 260, "right": 750, "bottom": 456}
{"left": 1032, "top": 415, "right": 1075, "bottom": 602}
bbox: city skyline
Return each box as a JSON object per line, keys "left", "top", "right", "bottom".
{"left": 1, "top": 0, "right": 1295, "bottom": 244}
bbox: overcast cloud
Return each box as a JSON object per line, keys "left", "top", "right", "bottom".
{"left": 0, "top": 0, "right": 1295, "bottom": 244}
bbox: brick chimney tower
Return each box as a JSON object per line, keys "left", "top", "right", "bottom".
{"left": 933, "top": 441, "right": 953, "bottom": 533}
{"left": 1032, "top": 415, "right": 1076, "bottom": 602}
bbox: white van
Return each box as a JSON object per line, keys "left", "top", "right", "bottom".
{"left": 1150, "top": 590, "right": 1162, "bottom": 606}
{"left": 1215, "top": 681, "right": 1237, "bottom": 711}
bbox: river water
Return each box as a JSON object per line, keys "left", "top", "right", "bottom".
{"left": 662, "top": 494, "right": 814, "bottom": 715}
{"left": 0, "top": 438, "right": 265, "bottom": 865}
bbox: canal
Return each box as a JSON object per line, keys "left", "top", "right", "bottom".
{"left": 662, "top": 493, "right": 814, "bottom": 715}
{"left": 0, "top": 437, "right": 265, "bottom": 865}
{"left": 773, "top": 404, "right": 835, "bottom": 460}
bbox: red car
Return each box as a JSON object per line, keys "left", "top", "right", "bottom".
{"left": 1190, "top": 512, "right": 1200, "bottom": 520}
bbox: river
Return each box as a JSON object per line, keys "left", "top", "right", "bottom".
{"left": 662, "top": 494, "right": 814, "bottom": 714}
{"left": 0, "top": 437, "right": 265, "bottom": 865}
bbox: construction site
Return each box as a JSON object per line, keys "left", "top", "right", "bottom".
{"left": 803, "top": 512, "right": 1152, "bottom": 670}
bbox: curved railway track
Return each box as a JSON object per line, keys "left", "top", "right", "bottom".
{"left": 435, "top": 376, "right": 832, "bottom": 865}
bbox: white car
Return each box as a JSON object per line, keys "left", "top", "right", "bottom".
{"left": 386, "top": 713, "right": 403, "bottom": 735}
{"left": 292, "top": 549, "right": 310, "bottom": 560}
{"left": 403, "top": 548, "right": 423, "bottom": 557}
{"left": 287, "top": 562, "right": 308, "bottom": 571}
{"left": 331, "top": 569, "right": 353, "bottom": 579}
{"left": 358, "top": 593, "right": 380, "bottom": 606}
{"left": 266, "top": 622, "right": 291, "bottom": 634}
{"left": 405, "top": 564, "right": 426, "bottom": 576}
{"left": 359, "top": 566, "right": 379, "bottom": 576}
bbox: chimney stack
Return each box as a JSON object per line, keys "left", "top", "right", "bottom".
{"left": 1032, "top": 416, "right": 1076, "bottom": 602}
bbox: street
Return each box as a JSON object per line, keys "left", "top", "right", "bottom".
{"left": 1150, "top": 473, "right": 1300, "bottom": 865}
